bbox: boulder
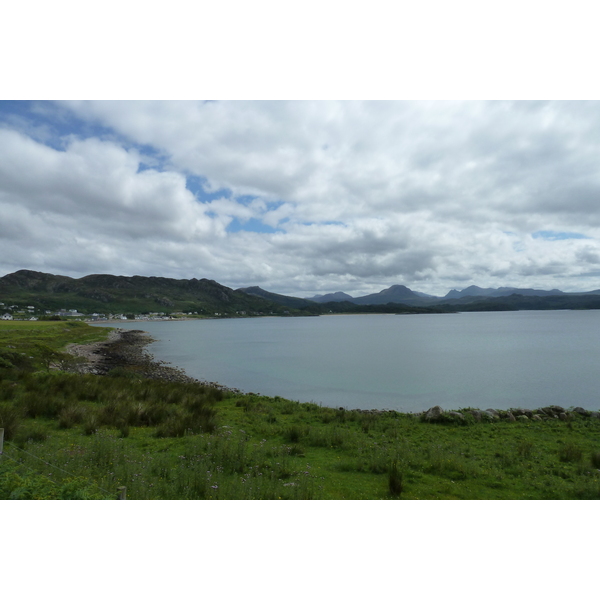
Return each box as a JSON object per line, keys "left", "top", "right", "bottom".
{"left": 506, "top": 412, "right": 516, "bottom": 422}
{"left": 516, "top": 415, "right": 529, "bottom": 422}
{"left": 447, "top": 411, "right": 465, "bottom": 421}
{"left": 590, "top": 411, "right": 600, "bottom": 419}
{"left": 481, "top": 408, "right": 500, "bottom": 421}
{"left": 470, "top": 410, "right": 482, "bottom": 422}
{"left": 516, "top": 409, "right": 534, "bottom": 418}
{"left": 531, "top": 414, "right": 542, "bottom": 421}
{"left": 559, "top": 412, "right": 569, "bottom": 421}
{"left": 424, "top": 406, "right": 444, "bottom": 422}
{"left": 573, "top": 407, "right": 591, "bottom": 417}
{"left": 543, "top": 405, "right": 565, "bottom": 416}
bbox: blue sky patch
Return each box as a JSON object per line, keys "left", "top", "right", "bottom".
{"left": 186, "top": 175, "right": 232, "bottom": 201}
{"left": 226, "top": 218, "right": 283, "bottom": 234}
{"left": 532, "top": 230, "right": 590, "bottom": 241}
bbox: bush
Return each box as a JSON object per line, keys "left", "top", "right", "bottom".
{"left": 58, "top": 404, "right": 85, "bottom": 429}
{"left": 0, "top": 403, "right": 22, "bottom": 440}
{"left": 388, "top": 461, "right": 403, "bottom": 497}
{"left": 591, "top": 451, "right": 600, "bottom": 469}
{"left": 14, "top": 423, "right": 48, "bottom": 445}
{"left": 559, "top": 442, "right": 583, "bottom": 463}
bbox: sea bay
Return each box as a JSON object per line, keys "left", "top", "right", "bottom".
{"left": 96, "top": 311, "right": 600, "bottom": 413}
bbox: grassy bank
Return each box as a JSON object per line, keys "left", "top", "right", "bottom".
{"left": 2, "top": 321, "right": 600, "bottom": 500}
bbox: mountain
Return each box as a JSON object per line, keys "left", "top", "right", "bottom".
{"left": 236, "top": 286, "right": 318, "bottom": 310}
{"left": 444, "top": 285, "right": 565, "bottom": 299}
{"left": 0, "top": 270, "right": 291, "bottom": 315}
{"left": 308, "top": 291, "right": 355, "bottom": 303}
{"left": 352, "top": 284, "right": 422, "bottom": 305}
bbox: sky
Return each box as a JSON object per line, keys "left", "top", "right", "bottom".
{"left": 4, "top": 100, "right": 600, "bottom": 297}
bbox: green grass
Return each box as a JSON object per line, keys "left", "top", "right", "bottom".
{"left": 0, "top": 320, "right": 110, "bottom": 372}
{"left": 2, "top": 321, "right": 600, "bottom": 500}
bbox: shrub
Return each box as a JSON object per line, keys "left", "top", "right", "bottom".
{"left": 591, "top": 451, "right": 600, "bottom": 469}
{"left": 388, "top": 461, "right": 403, "bottom": 497}
{"left": 285, "top": 424, "right": 307, "bottom": 443}
{"left": 0, "top": 403, "right": 22, "bottom": 440}
{"left": 559, "top": 442, "right": 583, "bottom": 463}
{"left": 58, "top": 404, "right": 85, "bottom": 429}
{"left": 82, "top": 414, "right": 99, "bottom": 436}
{"left": 14, "top": 423, "right": 48, "bottom": 445}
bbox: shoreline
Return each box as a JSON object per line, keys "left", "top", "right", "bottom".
{"left": 66, "top": 328, "right": 233, "bottom": 389}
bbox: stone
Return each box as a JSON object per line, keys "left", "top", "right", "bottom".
{"left": 543, "top": 405, "right": 565, "bottom": 416}
{"left": 590, "top": 411, "right": 600, "bottom": 419}
{"left": 506, "top": 412, "right": 516, "bottom": 422}
{"left": 482, "top": 409, "right": 499, "bottom": 420}
{"left": 470, "top": 410, "right": 482, "bottom": 422}
{"left": 531, "top": 414, "right": 542, "bottom": 421}
{"left": 516, "top": 415, "right": 529, "bottom": 422}
{"left": 447, "top": 411, "right": 465, "bottom": 421}
{"left": 559, "top": 412, "right": 569, "bottom": 421}
{"left": 573, "top": 407, "right": 591, "bottom": 417}
{"left": 424, "top": 405, "right": 444, "bottom": 421}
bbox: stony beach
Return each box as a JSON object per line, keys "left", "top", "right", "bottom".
{"left": 66, "top": 328, "right": 199, "bottom": 384}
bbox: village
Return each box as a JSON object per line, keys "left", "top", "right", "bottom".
{"left": 0, "top": 302, "right": 198, "bottom": 322}
{"left": 0, "top": 302, "right": 266, "bottom": 322}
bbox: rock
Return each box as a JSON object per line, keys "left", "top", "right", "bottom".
{"left": 573, "top": 407, "right": 591, "bottom": 417}
{"left": 542, "top": 405, "right": 565, "bottom": 416}
{"left": 481, "top": 410, "right": 498, "bottom": 421}
{"left": 506, "top": 412, "right": 516, "bottom": 422}
{"left": 447, "top": 411, "right": 465, "bottom": 421}
{"left": 516, "top": 415, "right": 529, "bottom": 422}
{"left": 559, "top": 412, "right": 569, "bottom": 421}
{"left": 590, "top": 411, "right": 600, "bottom": 419}
{"left": 531, "top": 414, "right": 542, "bottom": 421}
{"left": 514, "top": 409, "right": 534, "bottom": 418}
{"left": 470, "top": 410, "right": 482, "bottom": 422}
{"left": 424, "top": 406, "right": 444, "bottom": 421}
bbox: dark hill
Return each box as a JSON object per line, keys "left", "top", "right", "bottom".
{"left": 237, "top": 286, "right": 318, "bottom": 310}
{"left": 308, "top": 291, "right": 355, "bottom": 303}
{"left": 0, "top": 270, "right": 288, "bottom": 316}
{"left": 352, "top": 284, "right": 421, "bottom": 305}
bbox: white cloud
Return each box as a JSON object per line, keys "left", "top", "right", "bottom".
{"left": 4, "top": 101, "right": 600, "bottom": 296}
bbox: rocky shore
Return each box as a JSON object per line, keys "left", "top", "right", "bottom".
{"left": 66, "top": 328, "right": 202, "bottom": 384}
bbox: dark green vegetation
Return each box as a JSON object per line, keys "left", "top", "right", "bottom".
{"left": 0, "top": 269, "right": 451, "bottom": 317}
{"left": 6, "top": 268, "right": 600, "bottom": 318}
{"left": 0, "top": 269, "right": 307, "bottom": 316}
{"left": 2, "top": 321, "right": 600, "bottom": 500}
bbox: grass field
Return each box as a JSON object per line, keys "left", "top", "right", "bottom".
{"left": 2, "top": 321, "right": 600, "bottom": 500}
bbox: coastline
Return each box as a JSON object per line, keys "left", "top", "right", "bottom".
{"left": 66, "top": 328, "right": 205, "bottom": 385}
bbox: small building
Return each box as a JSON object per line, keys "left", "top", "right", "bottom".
{"left": 1, "top": 313, "right": 13, "bottom": 320}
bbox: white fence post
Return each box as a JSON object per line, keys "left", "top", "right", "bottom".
{"left": 117, "top": 486, "right": 127, "bottom": 500}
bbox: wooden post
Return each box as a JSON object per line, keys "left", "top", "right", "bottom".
{"left": 0, "top": 428, "right": 4, "bottom": 456}
{"left": 117, "top": 486, "right": 127, "bottom": 500}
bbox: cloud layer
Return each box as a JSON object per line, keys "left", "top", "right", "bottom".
{"left": 2, "top": 100, "right": 600, "bottom": 296}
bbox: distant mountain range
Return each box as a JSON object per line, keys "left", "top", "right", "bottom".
{"left": 443, "top": 285, "right": 566, "bottom": 299}
{"left": 307, "top": 283, "right": 600, "bottom": 306}
{"left": 4, "top": 270, "right": 600, "bottom": 317}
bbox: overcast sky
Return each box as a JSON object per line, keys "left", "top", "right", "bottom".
{"left": 3, "top": 100, "right": 600, "bottom": 297}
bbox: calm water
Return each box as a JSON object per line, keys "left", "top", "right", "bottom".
{"left": 96, "top": 311, "right": 600, "bottom": 412}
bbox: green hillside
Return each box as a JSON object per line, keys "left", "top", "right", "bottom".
{"left": 0, "top": 270, "right": 296, "bottom": 316}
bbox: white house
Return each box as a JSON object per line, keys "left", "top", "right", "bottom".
{"left": 1, "top": 313, "right": 13, "bottom": 320}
